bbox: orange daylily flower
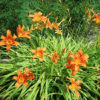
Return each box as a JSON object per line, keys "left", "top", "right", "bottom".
{"left": 16, "top": 25, "right": 31, "bottom": 38}
{"left": 92, "top": 13, "right": 100, "bottom": 24}
{"left": 55, "top": 30, "right": 62, "bottom": 34}
{"left": 29, "top": 12, "right": 43, "bottom": 22}
{"left": 13, "top": 70, "right": 28, "bottom": 87}
{"left": 24, "top": 68, "right": 35, "bottom": 80}
{"left": 30, "top": 47, "right": 46, "bottom": 62}
{"left": 65, "top": 59, "right": 81, "bottom": 76}
{"left": 67, "top": 78, "right": 81, "bottom": 98}
{"left": 45, "top": 18, "right": 53, "bottom": 29}
{"left": 69, "top": 49, "right": 89, "bottom": 67}
{"left": 50, "top": 51, "right": 59, "bottom": 64}
{"left": 0, "top": 30, "right": 19, "bottom": 51}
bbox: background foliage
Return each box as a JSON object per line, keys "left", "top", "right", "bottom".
{"left": 0, "top": 0, "right": 100, "bottom": 36}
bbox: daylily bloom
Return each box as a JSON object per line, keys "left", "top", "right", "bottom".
{"left": 24, "top": 68, "right": 35, "bottom": 80}
{"left": 29, "top": 12, "right": 43, "bottom": 22}
{"left": 0, "top": 30, "right": 19, "bottom": 51}
{"left": 45, "top": 18, "right": 53, "bottom": 29}
{"left": 16, "top": 25, "right": 31, "bottom": 38}
{"left": 13, "top": 70, "right": 28, "bottom": 87}
{"left": 92, "top": 13, "right": 100, "bottom": 24}
{"left": 69, "top": 49, "right": 89, "bottom": 67}
{"left": 55, "top": 30, "right": 62, "bottom": 34}
{"left": 65, "top": 59, "right": 81, "bottom": 76}
{"left": 30, "top": 47, "right": 46, "bottom": 62}
{"left": 50, "top": 51, "right": 59, "bottom": 64}
{"left": 67, "top": 78, "right": 81, "bottom": 98}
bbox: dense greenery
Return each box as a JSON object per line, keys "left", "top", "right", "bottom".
{"left": 0, "top": 0, "right": 100, "bottom": 35}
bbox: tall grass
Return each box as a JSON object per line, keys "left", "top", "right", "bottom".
{"left": 0, "top": 33, "right": 100, "bottom": 100}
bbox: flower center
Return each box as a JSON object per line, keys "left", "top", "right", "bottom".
{"left": 6, "top": 40, "right": 12, "bottom": 44}
{"left": 35, "top": 16, "right": 41, "bottom": 21}
{"left": 72, "top": 84, "right": 76, "bottom": 89}
{"left": 75, "top": 59, "right": 80, "bottom": 65}
{"left": 36, "top": 50, "right": 43, "bottom": 57}
{"left": 19, "top": 77, "right": 25, "bottom": 83}
{"left": 18, "top": 33, "right": 23, "bottom": 37}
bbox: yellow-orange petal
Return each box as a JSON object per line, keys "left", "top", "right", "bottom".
{"left": 13, "top": 35, "right": 17, "bottom": 39}
{"left": 13, "top": 76, "right": 18, "bottom": 80}
{"left": 15, "top": 82, "right": 21, "bottom": 87}
{"left": 24, "top": 35, "right": 31, "bottom": 39}
{"left": 1, "top": 35, "right": 6, "bottom": 40}
{"left": 42, "top": 47, "right": 46, "bottom": 51}
{"left": 76, "top": 79, "right": 81, "bottom": 85}
{"left": 77, "top": 86, "right": 81, "bottom": 89}
{"left": 37, "top": 47, "right": 41, "bottom": 50}
{"left": 24, "top": 68, "right": 31, "bottom": 73}
{"left": 68, "top": 77, "right": 75, "bottom": 83}
{"left": 74, "top": 90, "right": 80, "bottom": 98}
{"left": 7, "top": 30, "right": 12, "bottom": 37}
{"left": 24, "top": 82, "right": 29, "bottom": 86}
{"left": 17, "top": 70, "right": 21, "bottom": 76}
{"left": 0, "top": 41, "right": 5, "bottom": 46}
{"left": 39, "top": 58, "right": 43, "bottom": 62}
{"left": 22, "top": 25, "right": 25, "bottom": 30}
{"left": 72, "top": 71, "right": 77, "bottom": 76}
{"left": 30, "top": 49, "right": 36, "bottom": 53}
{"left": 13, "top": 41, "right": 19, "bottom": 46}
{"left": 32, "top": 55, "right": 37, "bottom": 59}
{"left": 6, "top": 45, "right": 11, "bottom": 51}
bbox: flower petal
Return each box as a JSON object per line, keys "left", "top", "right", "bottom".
{"left": 74, "top": 90, "right": 80, "bottom": 98}
{"left": 24, "top": 82, "right": 29, "bottom": 86}
{"left": 6, "top": 45, "right": 11, "bottom": 51}
{"left": 13, "top": 76, "right": 18, "bottom": 80}
{"left": 24, "top": 68, "right": 31, "bottom": 73}
{"left": 30, "top": 49, "right": 36, "bottom": 53}
{"left": 15, "top": 82, "right": 21, "bottom": 87}
{"left": 32, "top": 55, "right": 37, "bottom": 59}
{"left": 13, "top": 41, "right": 19, "bottom": 46}
{"left": 68, "top": 77, "right": 75, "bottom": 83}
{"left": 76, "top": 79, "right": 81, "bottom": 85}
{"left": 7, "top": 30, "right": 12, "bottom": 37}
{"left": 13, "top": 35, "right": 17, "bottom": 39}
{"left": 39, "top": 58, "right": 43, "bottom": 62}
{"left": 0, "top": 41, "right": 5, "bottom": 46}
{"left": 17, "top": 70, "right": 21, "bottom": 76}
{"left": 1, "top": 35, "right": 6, "bottom": 40}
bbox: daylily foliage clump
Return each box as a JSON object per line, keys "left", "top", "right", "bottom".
{"left": 1, "top": 11, "right": 99, "bottom": 99}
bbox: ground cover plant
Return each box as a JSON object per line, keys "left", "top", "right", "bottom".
{"left": 0, "top": 0, "right": 100, "bottom": 100}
